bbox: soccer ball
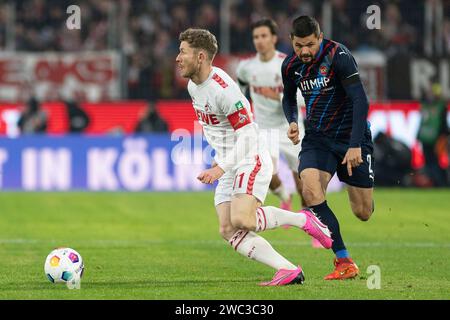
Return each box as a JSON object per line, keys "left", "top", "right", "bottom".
{"left": 44, "top": 247, "right": 84, "bottom": 289}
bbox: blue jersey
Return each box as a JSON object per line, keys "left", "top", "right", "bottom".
{"left": 282, "top": 39, "right": 369, "bottom": 145}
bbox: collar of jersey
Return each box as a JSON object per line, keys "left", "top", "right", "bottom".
{"left": 257, "top": 51, "right": 277, "bottom": 63}
{"left": 312, "top": 41, "right": 324, "bottom": 64}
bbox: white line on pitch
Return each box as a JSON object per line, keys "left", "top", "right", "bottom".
{"left": 0, "top": 238, "right": 449, "bottom": 248}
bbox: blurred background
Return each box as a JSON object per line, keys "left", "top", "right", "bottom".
{"left": 0, "top": 0, "right": 449, "bottom": 191}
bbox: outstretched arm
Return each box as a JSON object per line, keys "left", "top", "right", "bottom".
{"left": 281, "top": 59, "right": 300, "bottom": 144}
{"left": 334, "top": 46, "right": 369, "bottom": 176}
{"left": 341, "top": 78, "right": 369, "bottom": 176}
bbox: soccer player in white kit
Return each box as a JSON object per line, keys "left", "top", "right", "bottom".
{"left": 236, "top": 18, "right": 306, "bottom": 211}
{"left": 176, "top": 28, "right": 332, "bottom": 286}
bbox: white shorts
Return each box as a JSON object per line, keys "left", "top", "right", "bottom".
{"left": 214, "top": 150, "right": 273, "bottom": 206}
{"left": 261, "top": 125, "right": 304, "bottom": 173}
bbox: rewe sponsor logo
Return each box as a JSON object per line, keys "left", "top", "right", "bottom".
{"left": 194, "top": 109, "right": 220, "bottom": 125}
{"left": 252, "top": 85, "right": 284, "bottom": 94}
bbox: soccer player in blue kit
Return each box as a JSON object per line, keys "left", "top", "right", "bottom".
{"left": 282, "top": 16, "right": 375, "bottom": 280}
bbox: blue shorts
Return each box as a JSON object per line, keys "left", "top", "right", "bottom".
{"left": 298, "top": 131, "right": 375, "bottom": 188}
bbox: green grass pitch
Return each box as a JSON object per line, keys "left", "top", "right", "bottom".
{"left": 0, "top": 189, "right": 449, "bottom": 299}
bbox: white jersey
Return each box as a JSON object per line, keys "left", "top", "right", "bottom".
{"left": 236, "top": 51, "right": 304, "bottom": 129}
{"left": 187, "top": 67, "right": 264, "bottom": 172}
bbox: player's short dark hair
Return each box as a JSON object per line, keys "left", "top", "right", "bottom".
{"left": 179, "top": 28, "right": 218, "bottom": 60}
{"left": 251, "top": 18, "right": 278, "bottom": 35}
{"left": 291, "top": 16, "right": 321, "bottom": 38}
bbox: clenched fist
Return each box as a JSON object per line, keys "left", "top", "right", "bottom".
{"left": 287, "top": 122, "right": 300, "bottom": 145}
{"left": 197, "top": 165, "right": 224, "bottom": 184}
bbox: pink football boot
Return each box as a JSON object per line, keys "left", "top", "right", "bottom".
{"left": 311, "top": 237, "right": 325, "bottom": 249}
{"left": 259, "top": 266, "right": 305, "bottom": 286}
{"left": 301, "top": 208, "right": 333, "bottom": 249}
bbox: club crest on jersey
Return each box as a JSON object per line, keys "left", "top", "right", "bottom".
{"left": 238, "top": 112, "right": 248, "bottom": 125}
{"left": 320, "top": 65, "right": 328, "bottom": 75}
{"left": 231, "top": 111, "right": 250, "bottom": 130}
{"left": 227, "top": 107, "right": 251, "bottom": 130}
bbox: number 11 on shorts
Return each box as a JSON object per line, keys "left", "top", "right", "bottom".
{"left": 233, "top": 172, "right": 245, "bottom": 190}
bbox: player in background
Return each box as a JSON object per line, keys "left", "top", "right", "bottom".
{"left": 282, "top": 16, "right": 375, "bottom": 280}
{"left": 176, "top": 28, "right": 332, "bottom": 286}
{"left": 236, "top": 18, "right": 306, "bottom": 212}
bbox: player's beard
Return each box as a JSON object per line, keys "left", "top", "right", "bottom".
{"left": 300, "top": 54, "right": 313, "bottom": 64}
{"left": 181, "top": 63, "right": 195, "bottom": 79}
{"left": 184, "top": 60, "right": 202, "bottom": 80}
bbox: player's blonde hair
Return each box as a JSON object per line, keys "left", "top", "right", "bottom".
{"left": 179, "top": 28, "right": 218, "bottom": 61}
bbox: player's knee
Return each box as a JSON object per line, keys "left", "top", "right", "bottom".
{"left": 301, "top": 187, "right": 323, "bottom": 206}
{"left": 230, "top": 213, "right": 254, "bottom": 231}
{"left": 353, "top": 205, "right": 373, "bottom": 222}
{"left": 219, "top": 225, "right": 238, "bottom": 241}
{"left": 359, "top": 213, "right": 372, "bottom": 222}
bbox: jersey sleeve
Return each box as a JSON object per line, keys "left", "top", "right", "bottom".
{"left": 236, "top": 60, "right": 249, "bottom": 94}
{"left": 216, "top": 85, "right": 258, "bottom": 172}
{"left": 218, "top": 85, "right": 253, "bottom": 131}
{"left": 333, "top": 45, "right": 369, "bottom": 147}
{"left": 332, "top": 45, "right": 360, "bottom": 86}
{"left": 281, "top": 55, "right": 299, "bottom": 124}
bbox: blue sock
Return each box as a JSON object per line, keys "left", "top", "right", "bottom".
{"left": 336, "top": 249, "right": 350, "bottom": 259}
{"left": 310, "top": 201, "right": 348, "bottom": 254}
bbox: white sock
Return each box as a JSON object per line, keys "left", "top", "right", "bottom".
{"left": 272, "top": 184, "right": 290, "bottom": 202}
{"left": 229, "top": 230, "right": 297, "bottom": 270}
{"left": 255, "top": 206, "right": 306, "bottom": 232}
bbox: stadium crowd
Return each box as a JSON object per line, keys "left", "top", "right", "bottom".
{"left": 0, "top": 0, "right": 448, "bottom": 186}
{"left": 0, "top": 0, "right": 448, "bottom": 100}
